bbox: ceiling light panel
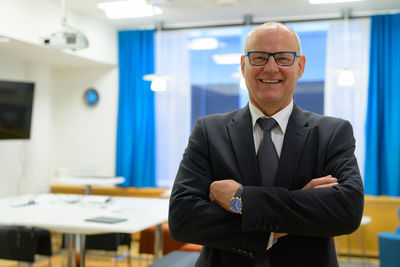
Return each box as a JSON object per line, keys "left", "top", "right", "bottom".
{"left": 189, "top": 38, "right": 219, "bottom": 50}
{"left": 309, "top": 0, "right": 364, "bottom": 4}
{"left": 212, "top": 53, "right": 241, "bottom": 65}
{"left": 97, "top": 0, "right": 162, "bottom": 19}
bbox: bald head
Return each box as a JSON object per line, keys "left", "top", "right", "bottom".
{"left": 244, "top": 22, "right": 302, "bottom": 54}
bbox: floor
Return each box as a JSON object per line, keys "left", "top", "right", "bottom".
{"left": 0, "top": 236, "right": 154, "bottom": 267}
{"left": 0, "top": 255, "right": 381, "bottom": 267}
{"left": 0, "top": 233, "right": 381, "bottom": 267}
{"left": 0, "top": 252, "right": 154, "bottom": 267}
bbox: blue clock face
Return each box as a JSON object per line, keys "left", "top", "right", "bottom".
{"left": 84, "top": 88, "right": 99, "bottom": 106}
{"left": 230, "top": 197, "right": 242, "bottom": 213}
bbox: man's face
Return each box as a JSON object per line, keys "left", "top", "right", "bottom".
{"left": 241, "top": 27, "right": 305, "bottom": 115}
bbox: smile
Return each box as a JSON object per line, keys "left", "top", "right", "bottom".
{"left": 260, "top": 79, "right": 280, "bottom": 84}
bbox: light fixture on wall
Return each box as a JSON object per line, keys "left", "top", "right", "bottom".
{"left": 143, "top": 22, "right": 172, "bottom": 92}
{"left": 337, "top": 8, "right": 356, "bottom": 87}
{"left": 97, "top": 0, "right": 163, "bottom": 19}
{"left": 143, "top": 74, "right": 171, "bottom": 92}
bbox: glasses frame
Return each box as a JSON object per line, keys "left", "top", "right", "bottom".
{"left": 245, "top": 51, "right": 300, "bottom": 67}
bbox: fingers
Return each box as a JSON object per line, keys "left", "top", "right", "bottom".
{"left": 302, "top": 175, "right": 338, "bottom": 190}
{"left": 313, "top": 182, "right": 338, "bottom": 189}
{"left": 209, "top": 179, "right": 242, "bottom": 212}
{"left": 274, "top": 233, "right": 288, "bottom": 238}
{"left": 273, "top": 232, "right": 288, "bottom": 242}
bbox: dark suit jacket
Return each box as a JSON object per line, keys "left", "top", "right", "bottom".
{"left": 169, "top": 103, "right": 364, "bottom": 267}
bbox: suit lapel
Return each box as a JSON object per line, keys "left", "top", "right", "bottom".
{"left": 227, "top": 106, "right": 261, "bottom": 186}
{"left": 275, "top": 104, "right": 311, "bottom": 188}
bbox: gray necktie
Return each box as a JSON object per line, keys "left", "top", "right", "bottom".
{"left": 257, "top": 118, "right": 279, "bottom": 186}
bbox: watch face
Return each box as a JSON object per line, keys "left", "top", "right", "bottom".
{"left": 230, "top": 197, "right": 242, "bottom": 213}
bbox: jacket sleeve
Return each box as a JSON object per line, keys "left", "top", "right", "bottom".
{"left": 241, "top": 120, "right": 364, "bottom": 237}
{"left": 168, "top": 118, "right": 268, "bottom": 259}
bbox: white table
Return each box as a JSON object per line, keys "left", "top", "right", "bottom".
{"left": 0, "top": 193, "right": 169, "bottom": 267}
{"left": 51, "top": 176, "right": 125, "bottom": 194}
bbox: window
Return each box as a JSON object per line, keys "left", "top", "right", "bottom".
{"left": 155, "top": 22, "right": 330, "bottom": 187}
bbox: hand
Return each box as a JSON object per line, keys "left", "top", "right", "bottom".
{"left": 273, "top": 232, "right": 288, "bottom": 242}
{"left": 302, "top": 175, "right": 338, "bottom": 190}
{"left": 209, "top": 179, "right": 242, "bottom": 212}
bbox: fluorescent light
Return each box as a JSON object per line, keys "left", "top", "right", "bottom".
{"left": 97, "top": 0, "right": 162, "bottom": 19}
{"left": 212, "top": 54, "right": 241, "bottom": 65}
{"left": 189, "top": 38, "right": 219, "bottom": 50}
{"left": 309, "top": 0, "right": 364, "bottom": 4}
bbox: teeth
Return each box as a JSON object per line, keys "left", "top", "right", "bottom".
{"left": 261, "top": 79, "right": 279, "bottom": 83}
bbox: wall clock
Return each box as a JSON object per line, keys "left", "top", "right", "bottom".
{"left": 84, "top": 88, "right": 99, "bottom": 106}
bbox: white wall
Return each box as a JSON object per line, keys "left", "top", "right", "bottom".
{"left": 52, "top": 67, "right": 118, "bottom": 177}
{"left": 0, "top": 0, "right": 119, "bottom": 197}
{"left": 0, "top": 56, "right": 54, "bottom": 196}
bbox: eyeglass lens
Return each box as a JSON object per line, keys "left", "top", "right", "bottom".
{"left": 248, "top": 52, "right": 296, "bottom": 66}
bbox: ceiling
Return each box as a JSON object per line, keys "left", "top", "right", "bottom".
{"left": 55, "top": 0, "right": 400, "bottom": 30}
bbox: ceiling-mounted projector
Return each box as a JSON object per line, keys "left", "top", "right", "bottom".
{"left": 41, "top": 0, "right": 89, "bottom": 50}
{"left": 41, "top": 29, "right": 89, "bottom": 50}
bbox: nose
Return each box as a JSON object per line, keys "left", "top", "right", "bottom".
{"left": 263, "top": 56, "right": 280, "bottom": 72}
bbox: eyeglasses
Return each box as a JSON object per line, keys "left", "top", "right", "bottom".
{"left": 245, "top": 51, "right": 300, "bottom": 67}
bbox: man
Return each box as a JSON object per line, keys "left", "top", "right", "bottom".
{"left": 168, "top": 22, "right": 364, "bottom": 267}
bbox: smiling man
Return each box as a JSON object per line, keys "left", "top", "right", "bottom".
{"left": 169, "top": 22, "right": 364, "bottom": 267}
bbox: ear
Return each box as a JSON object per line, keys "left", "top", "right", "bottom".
{"left": 296, "top": 55, "right": 306, "bottom": 79}
{"left": 240, "top": 55, "right": 246, "bottom": 76}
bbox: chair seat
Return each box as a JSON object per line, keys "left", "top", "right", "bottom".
{"left": 139, "top": 223, "right": 186, "bottom": 254}
{"left": 179, "top": 243, "right": 202, "bottom": 252}
{"left": 148, "top": 251, "right": 200, "bottom": 267}
{"left": 378, "top": 232, "right": 400, "bottom": 267}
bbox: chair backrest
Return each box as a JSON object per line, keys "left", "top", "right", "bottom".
{"left": 85, "top": 233, "right": 121, "bottom": 251}
{"left": 0, "top": 226, "right": 51, "bottom": 262}
{"left": 397, "top": 206, "right": 400, "bottom": 233}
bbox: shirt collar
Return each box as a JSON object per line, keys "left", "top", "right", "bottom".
{"left": 249, "top": 100, "right": 293, "bottom": 134}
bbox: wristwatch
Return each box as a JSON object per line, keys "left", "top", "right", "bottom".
{"left": 230, "top": 186, "right": 244, "bottom": 214}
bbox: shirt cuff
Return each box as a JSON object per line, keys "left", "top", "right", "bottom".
{"left": 266, "top": 232, "right": 276, "bottom": 250}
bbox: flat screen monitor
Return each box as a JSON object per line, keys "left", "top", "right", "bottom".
{"left": 0, "top": 80, "right": 34, "bottom": 140}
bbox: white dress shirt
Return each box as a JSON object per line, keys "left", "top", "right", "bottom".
{"left": 248, "top": 99, "right": 294, "bottom": 249}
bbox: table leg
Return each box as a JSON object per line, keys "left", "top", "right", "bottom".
{"left": 80, "top": 234, "right": 86, "bottom": 267}
{"left": 85, "top": 185, "right": 92, "bottom": 195}
{"left": 66, "top": 234, "right": 76, "bottom": 267}
{"left": 154, "top": 224, "right": 163, "bottom": 260}
{"left": 347, "top": 234, "right": 351, "bottom": 261}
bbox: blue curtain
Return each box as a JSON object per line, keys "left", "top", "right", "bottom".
{"left": 365, "top": 14, "right": 400, "bottom": 196}
{"left": 116, "top": 30, "right": 156, "bottom": 187}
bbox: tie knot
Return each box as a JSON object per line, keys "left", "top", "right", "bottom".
{"left": 257, "top": 118, "right": 278, "bottom": 132}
